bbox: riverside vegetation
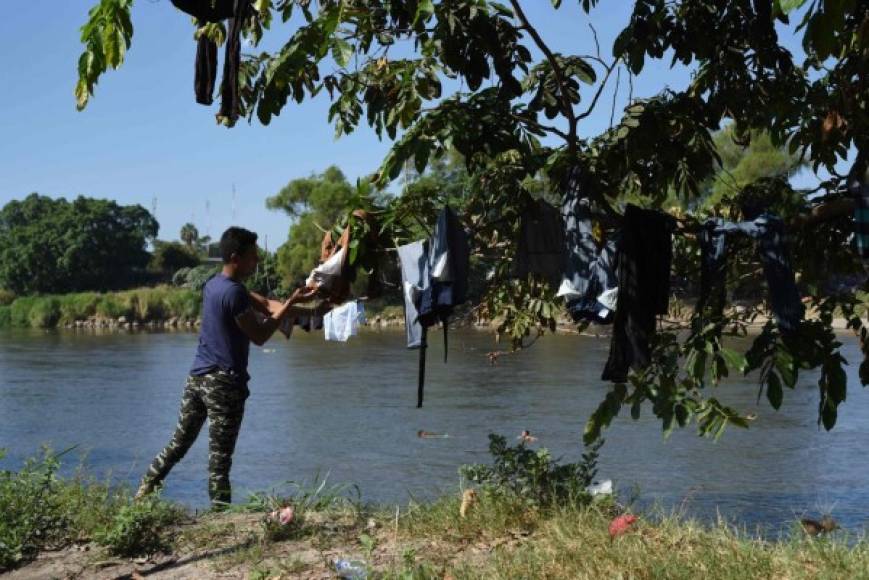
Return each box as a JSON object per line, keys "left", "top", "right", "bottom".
{"left": 3, "top": 441, "right": 869, "bottom": 579}
{"left": 0, "top": 287, "right": 202, "bottom": 330}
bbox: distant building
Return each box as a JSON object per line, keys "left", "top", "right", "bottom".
{"left": 204, "top": 243, "right": 222, "bottom": 263}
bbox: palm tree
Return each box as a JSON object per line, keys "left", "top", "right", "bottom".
{"left": 180, "top": 223, "right": 199, "bottom": 248}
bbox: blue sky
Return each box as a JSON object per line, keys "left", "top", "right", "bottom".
{"left": 0, "top": 1, "right": 814, "bottom": 248}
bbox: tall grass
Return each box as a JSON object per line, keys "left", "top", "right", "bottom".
{"left": 0, "top": 286, "right": 202, "bottom": 329}
{"left": 0, "top": 447, "right": 186, "bottom": 571}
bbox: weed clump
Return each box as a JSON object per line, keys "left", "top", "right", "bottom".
{"left": 94, "top": 494, "right": 183, "bottom": 557}
{"left": 460, "top": 434, "right": 603, "bottom": 507}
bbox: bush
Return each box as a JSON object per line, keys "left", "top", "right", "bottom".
{"left": 459, "top": 435, "right": 603, "bottom": 507}
{"left": 150, "top": 242, "right": 200, "bottom": 276}
{"left": 0, "top": 448, "right": 185, "bottom": 570}
{"left": 0, "top": 289, "right": 15, "bottom": 306}
{"left": 171, "top": 267, "right": 192, "bottom": 287}
{"left": 95, "top": 494, "right": 182, "bottom": 557}
{"left": 163, "top": 289, "right": 200, "bottom": 320}
{"left": 9, "top": 297, "right": 36, "bottom": 328}
{"left": 94, "top": 294, "right": 130, "bottom": 320}
{"left": 58, "top": 293, "right": 100, "bottom": 324}
{"left": 127, "top": 288, "right": 168, "bottom": 321}
{"left": 27, "top": 297, "right": 60, "bottom": 328}
{"left": 0, "top": 306, "right": 10, "bottom": 328}
{"left": 0, "top": 448, "right": 68, "bottom": 571}
{"left": 176, "top": 264, "right": 219, "bottom": 291}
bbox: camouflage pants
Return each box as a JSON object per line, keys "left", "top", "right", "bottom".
{"left": 141, "top": 371, "right": 249, "bottom": 506}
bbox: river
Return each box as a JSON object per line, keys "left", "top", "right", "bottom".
{"left": 1, "top": 327, "right": 868, "bottom": 535}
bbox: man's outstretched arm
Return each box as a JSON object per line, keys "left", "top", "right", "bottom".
{"left": 248, "top": 290, "right": 285, "bottom": 317}
{"left": 236, "top": 287, "right": 317, "bottom": 346}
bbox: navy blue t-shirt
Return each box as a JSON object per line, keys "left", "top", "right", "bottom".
{"left": 190, "top": 274, "right": 251, "bottom": 382}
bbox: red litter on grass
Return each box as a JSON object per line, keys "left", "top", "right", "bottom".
{"left": 609, "top": 514, "right": 638, "bottom": 541}
{"left": 269, "top": 506, "right": 294, "bottom": 526}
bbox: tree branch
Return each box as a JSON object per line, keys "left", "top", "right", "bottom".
{"left": 576, "top": 58, "right": 618, "bottom": 121}
{"left": 791, "top": 196, "right": 854, "bottom": 228}
{"left": 510, "top": 0, "right": 577, "bottom": 156}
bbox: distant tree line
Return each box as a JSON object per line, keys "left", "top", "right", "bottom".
{"left": 0, "top": 194, "right": 212, "bottom": 296}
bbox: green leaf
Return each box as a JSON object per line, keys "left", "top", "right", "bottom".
{"left": 583, "top": 384, "right": 626, "bottom": 444}
{"left": 719, "top": 348, "right": 748, "bottom": 374}
{"left": 766, "top": 372, "right": 783, "bottom": 410}
{"left": 776, "top": 0, "right": 809, "bottom": 14}
{"left": 414, "top": 0, "right": 435, "bottom": 25}
{"left": 774, "top": 349, "right": 797, "bottom": 388}
{"left": 332, "top": 39, "right": 352, "bottom": 68}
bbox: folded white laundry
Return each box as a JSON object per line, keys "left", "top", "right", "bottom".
{"left": 324, "top": 301, "right": 365, "bottom": 342}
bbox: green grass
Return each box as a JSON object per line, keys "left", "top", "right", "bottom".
{"left": 4, "top": 449, "right": 869, "bottom": 578}
{"left": 0, "top": 286, "right": 202, "bottom": 329}
{"left": 0, "top": 447, "right": 186, "bottom": 571}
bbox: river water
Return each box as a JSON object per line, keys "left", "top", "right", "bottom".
{"left": 1, "top": 327, "right": 868, "bottom": 534}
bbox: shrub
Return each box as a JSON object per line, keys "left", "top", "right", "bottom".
{"left": 171, "top": 267, "right": 192, "bottom": 287}
{"left": 27, "top": 297, "right": 60, "bottom": 328}
{"left": 149, "top": 242, "right": 199, "bottom": 276}
{"left": 94, "top": 294, "right": 130, "bottom": 320}
{"left": 95, "top": 494, "right": 182, "bottom": 557}
{"left": 0, "top": 289, "right": 15, "bottom": 306}
{"left": 9, "top": 297, "right": 37, "bottom": 328}
{"left": 163, "top": 289, "right": 200, "bottom": 320}
{"left": 58, "top": 293, "right": 100, "bottom": 324}
{"left": 129, "top": 289, "right": 167, "bottom": 321}
{"left": 0, "top": 306, "right": 10, "bottom": 328}
{"left": 0, "top": 448, "right": 68, "bottom": 571}
{"left": 459, "top": 435, "right": 603, "bottom": 507}
{"left": 178, "top": 265, "right": 219, "bottom": 291}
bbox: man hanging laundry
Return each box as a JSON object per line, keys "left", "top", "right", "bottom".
{"left": 136, "top": 227, "right": 316, "bottom": 507}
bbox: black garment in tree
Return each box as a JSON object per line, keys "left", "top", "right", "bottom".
{"left": 602, "top": 205, "right": 675, "bottom": 383}
{"left": 219, "top": 0, "right": 250, "bottom": 124}
{"left": 171, "top": 0, "right": 249, "bottom": 122}
{"left": 195, "top": 34, "right": 218, "bottom": 105}
{"left": 513, "top": 198, "right": 565, "bottom": 288}
{"left": 696, "top": 215, "right": 804, "bottom": 333}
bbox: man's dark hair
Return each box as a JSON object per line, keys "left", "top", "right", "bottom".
{"left": 220, "top": 227, "right": 258, "bottom": 263}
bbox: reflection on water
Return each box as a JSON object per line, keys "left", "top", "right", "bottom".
{"left": 1, "top": 327, "right": 868, "bottom": 534}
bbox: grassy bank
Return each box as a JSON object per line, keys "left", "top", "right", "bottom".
{"left": 0, "top": 286, "right": 201, "bottom": 329}
{"left": 3, "top": 449, "right": 869, "bottom": 579}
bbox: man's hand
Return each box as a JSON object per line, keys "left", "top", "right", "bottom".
{"left": 288, "top": 286, "right": 318, "bottom": 305}
{"left": 269, "top": 286, "right": 319, "bottom": 322}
